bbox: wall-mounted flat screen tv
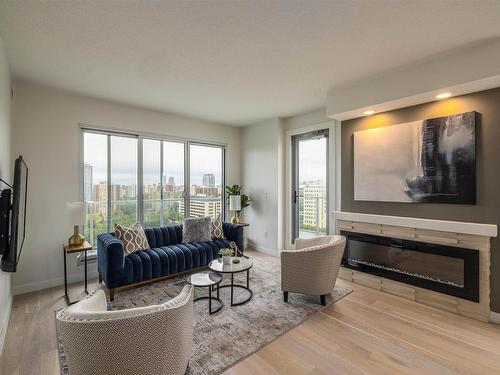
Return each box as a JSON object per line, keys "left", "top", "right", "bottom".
{"left": 0, "top": 156, "right": 28, "bottom": 272}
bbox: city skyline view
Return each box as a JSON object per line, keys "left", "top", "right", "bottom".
{"left": 83, "top": 132, "right": 224, "bottom": 244}
{"left": 297, "top": 136, "right": 327, "bottom": 237}
{"left": 84, "top": 133, "right": 223, "bottom": 186}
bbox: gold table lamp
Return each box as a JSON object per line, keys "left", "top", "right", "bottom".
{"left": 229, "top": 195, "right": 241, "bottom": 224}
{"left": 67, "top": 201, "right": 87, "bottom": 246}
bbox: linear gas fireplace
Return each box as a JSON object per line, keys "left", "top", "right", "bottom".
{"left": 340, "top": 231, "right": 480, "bottom": 302}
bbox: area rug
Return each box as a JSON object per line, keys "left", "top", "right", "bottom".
{"left": 57, "top": 257, "right": 351, "bottom": 374}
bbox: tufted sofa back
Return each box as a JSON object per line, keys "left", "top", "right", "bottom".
{"left": 143, "top": 224, "right": 183, "bottom": 248}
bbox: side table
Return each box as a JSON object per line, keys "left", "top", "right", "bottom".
{"left": 187, "top": 271, "right": 224, "bottom": 315}
{"left": 63, "top": 241, "right": 93, "bottom": 305}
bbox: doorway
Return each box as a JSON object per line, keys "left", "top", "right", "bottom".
{"left": 291, "top": 129, "right": 329, "bottom": 243}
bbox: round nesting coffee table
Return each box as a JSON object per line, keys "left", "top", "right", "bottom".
{"left": 209, "top": 257, "right": 253, "bottom": 306}
{"left": 187, "top": 271, "right": 223, "bottom": 315}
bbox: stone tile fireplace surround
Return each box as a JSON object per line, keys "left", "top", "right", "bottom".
{"left": 334, "top": 212, "right": 498, "bottom": 322}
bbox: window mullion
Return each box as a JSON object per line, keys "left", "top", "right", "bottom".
{"left": 185, "top": 141, "right": 190, "bottom": 219}
{"left": 222, "top": 147, "right": 226, "bottom": 221}
{"left": 137, "top": 136, "right": 144, "bottom": 226}
{"left": 160, "top": 141, "right": 164, "bottom": 226}
{"left": 107, "top": 134, "right": 112, "bottom": 232}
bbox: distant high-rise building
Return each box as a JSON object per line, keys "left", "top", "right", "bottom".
{"left": 93, "top": 181, "right": 108, "bottom": 202}
{"left": 164, "top": 184, "right": 174, "bottom": 194}
{"left": 300, "top": 181, "right": 327, "bottom": 231}
{"left": 111, "top": 185, "right": 121, "bottom": 202}
{"left": 190, "top": 185, "right": 219, "bottom": 197}
{"left": 83, "top": 163, "right": 93, "bottom": 201}
{"left": 123, "top": 184, "right": 137, "bottom": 198}
{"left": 203, "top": 173, "right": 215, "bottom": 187}
{"left": 180, "top": 200, "right": 220, "bottom": 218}
{"left": 93, "top": 181, "right": 108, "bottom": 215}
{"left": 168, "top": 176, "right": 175, "bottom": 185}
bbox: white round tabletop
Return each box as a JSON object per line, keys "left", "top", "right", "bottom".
{"left": 209, "top": 257, "right": 253, "bottom": 274}
{"left": 187, "top": 270, "right": 223, "bottom": 287}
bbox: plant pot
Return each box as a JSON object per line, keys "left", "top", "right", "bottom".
{"left": 222, "top": 256, "right": 232, "bottom": 265}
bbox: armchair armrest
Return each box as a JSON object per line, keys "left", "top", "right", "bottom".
{"left": 97, "top": 233, "right": 125, "bottom": 275}
{"left": 222, "top": 222, "right": 244, "bottom": 252}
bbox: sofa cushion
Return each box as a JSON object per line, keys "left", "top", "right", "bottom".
{"left": 211, "top": 213, "right": 226, "bottom": 239}
{"left": 182, "top": 217, "right": 212, "bottom": 243}
{"left": 115, "top": 223, "right": 149, "bottom": 255}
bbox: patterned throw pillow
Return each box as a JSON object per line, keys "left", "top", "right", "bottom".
{"left": 211, "top": 214, "right": 226, "bottom": 239}
{"left": 115, "top": 223, "right": 150, "bottom": 255}
{"left": 182, "top": 217, "right": 212, "bottom": 243}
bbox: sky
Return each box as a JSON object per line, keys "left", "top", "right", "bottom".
{"left": 83, "top": 132, "right": 326, "bottom": 188}
{"left": 298, "top": 137, "right": 327, "bottom": 184}
{"left": 84, "top": 133, "right": 222, "bottom": 187}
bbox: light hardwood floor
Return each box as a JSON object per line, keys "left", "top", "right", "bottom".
{"left": 2, "top": 252, "right": 500, "bottom": 375}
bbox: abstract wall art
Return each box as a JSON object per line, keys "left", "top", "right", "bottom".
{"left": 354, "top": 111, "right": 476, "bottom": 204}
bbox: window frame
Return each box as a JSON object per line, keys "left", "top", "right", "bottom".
{"left": 79, "top": 125, "right": 227, "bottom": 245}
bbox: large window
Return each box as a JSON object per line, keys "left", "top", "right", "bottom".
{"left": 189, "top": 144, "right": 223, "bottom": 218}
{"left": 111, "top": 136, "right": 138, "bottom": 228}
{"left": 82, "top": 128, "right": 225, "bottom": 246}
{"left": 142, "top": 140, "right": 186, "bottom": 227}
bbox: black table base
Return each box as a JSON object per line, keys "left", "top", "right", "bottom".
{"left": 216, "top": 269, "right": 253, "bottom": 306}
{"left": 193, "top": 283, "right": 223, "bottom": 315}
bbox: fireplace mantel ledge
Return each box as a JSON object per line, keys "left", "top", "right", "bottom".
{"left": 333, "top": 211, "right": 497, "bottom": 238}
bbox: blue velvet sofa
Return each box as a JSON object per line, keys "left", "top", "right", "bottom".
{"left": 97, "top": 222, "right": 243, "bottom": 300}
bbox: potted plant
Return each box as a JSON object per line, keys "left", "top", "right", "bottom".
{"left": 225, "top": 185, "right": 252, "bottom": 224}
{"left": 219, "top": 248, "right": 234, "bottom": 265}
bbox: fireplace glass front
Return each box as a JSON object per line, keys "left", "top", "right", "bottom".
{"left": 341, "top": 231, "right": 479, "bottom": 302}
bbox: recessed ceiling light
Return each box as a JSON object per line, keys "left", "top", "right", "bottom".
{"left": 436, "top": 92, "right": 452, "bottom": 99}
{"left": 363, "top": 110, "right": 375, "bottom": 116}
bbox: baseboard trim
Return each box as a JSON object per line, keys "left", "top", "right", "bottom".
{"left": 13, "top": 271, "right": 100, "bottom": 296}
{"left": 246, "top": 242, "right": 278, "bottom": 256}
{"left": 0, "top": 294, "right": 13, "bottom": 356}
{"left": 490, "top": 311, "right": 500, "bottom": 325}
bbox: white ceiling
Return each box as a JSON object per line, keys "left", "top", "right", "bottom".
{"left": 1, "top": 1, "right": 500, "bottom": 126}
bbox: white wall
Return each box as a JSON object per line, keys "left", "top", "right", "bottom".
{"left": 11, "top": 79, "right": 241, "bottom": 295}
{"left": 282, "top": 108, "right": 330, "bottom": 131}
{"left": 0, "top": 37, "right": 12, "bottom": 354}
{"left": 241, "top": 108, "right": 340, "bottom": 254}
{"left": 241, "top": 118, "right": 284, "bottom": 255}
{"left": 327, "top": 37, "right": 500, "bottom": 120}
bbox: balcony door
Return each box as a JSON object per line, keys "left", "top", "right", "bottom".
{"left": 291, "top": 129, "right": 329, "bottom": 242}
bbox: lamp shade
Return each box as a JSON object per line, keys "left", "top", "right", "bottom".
{"left": 229, "top": 195, "right": 241, "bottom": 211}
{"left": 67, "top": 201, "right": 87, "bottom": 225}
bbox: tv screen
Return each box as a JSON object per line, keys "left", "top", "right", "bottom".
{"left": 0, "top": 156, "right": 28, "bottom": 272}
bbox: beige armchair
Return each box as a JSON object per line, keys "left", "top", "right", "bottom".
{"left": 281, "top": 235, "right": 346, "bottom": 305}
{"left": 56, "top": 285, "right": 194, "bottom": 375}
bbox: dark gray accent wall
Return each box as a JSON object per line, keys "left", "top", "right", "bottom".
{"left": 341, "top": 87, "right": 500, "bottom": 312}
